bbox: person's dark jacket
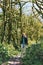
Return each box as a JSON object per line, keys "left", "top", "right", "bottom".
{"left": 21, "top": 35, "right": 28, "bottom": 45}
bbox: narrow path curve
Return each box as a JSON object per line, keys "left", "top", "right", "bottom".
{"left": 8, "top": 56, "right": 22, "bottom": 65}
{"left": 2, "top": 55, "right": 22, "bottom": 65}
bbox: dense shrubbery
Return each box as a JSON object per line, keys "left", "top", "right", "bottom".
{"left": 0, "top": 43, "right": 20, "bottom": 64}
{"left": 22, "top": 44, "right": 43, "bottom": 65}
{"left": 3, "top": 43, "right": 19, "bottom": 56}
{"left": 0, "top": 43, "right": 10, "bottom": 64}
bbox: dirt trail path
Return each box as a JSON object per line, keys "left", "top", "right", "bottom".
{"left": 8, "top": 56, "right": 22, "bottom": 65}
{"left": 2, "top": 56, "right": 22, "bottom": 65}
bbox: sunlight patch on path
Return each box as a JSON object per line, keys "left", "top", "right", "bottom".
{"left": 8, "top": 56, "right": 21, "bottom": 65}
{"left": 8, "top": 61, "right": 20, "bottom": 65}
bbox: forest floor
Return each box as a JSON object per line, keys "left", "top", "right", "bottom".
{"left": 2, "top": 55, "right": 22, "bottom": 65}
{"left": 8, "top": 56, "right": 22, "bottom": 65}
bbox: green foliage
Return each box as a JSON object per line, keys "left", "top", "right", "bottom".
{"left": 22, "top": 44, "right": 43, "bottom": 65}
{"left": 32, "top": 0, "right": 35, "bottom": 3}
{"left": 3, "top": 43, "right": 19, "bottom": 57}
{"left": 0, "top": 0, "right": 42, "bottom": 45}
{"left": 21, "top": 15, "right": 42, "bottom": 42}
{"left": 0, "top": 43, "right": 10, "bottom": 64}
{"left": 0, "top": 43, "right": 20, "bottom": 64}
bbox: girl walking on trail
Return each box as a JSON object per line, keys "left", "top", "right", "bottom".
{"left": 21, "top": 32, "right": 28, "bottom": 57}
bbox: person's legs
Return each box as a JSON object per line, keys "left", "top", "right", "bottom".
{"left": 21, "top": 44, "right": 26, "bottom": 57}
{"left": 21, "top": 44, "right": 24, "bottom": 57}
